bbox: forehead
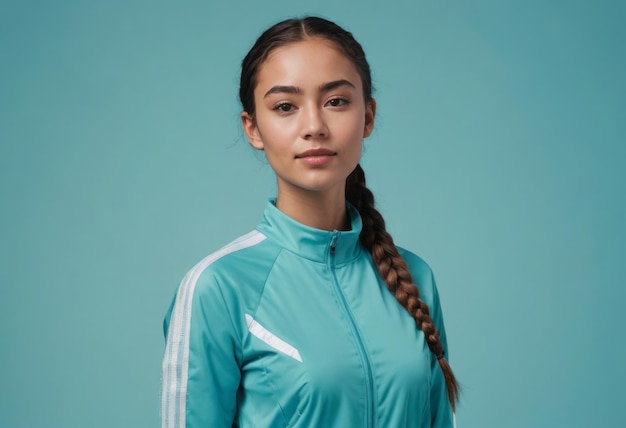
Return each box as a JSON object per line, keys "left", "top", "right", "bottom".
{"left": 255, "top": 38, "right": 362, "bottom": 91}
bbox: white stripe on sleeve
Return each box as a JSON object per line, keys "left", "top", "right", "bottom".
{"left": 161, "top": 230, "right": 266, "bottom": 428}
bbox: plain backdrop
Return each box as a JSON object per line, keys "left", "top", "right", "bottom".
{"left": 1, "top": 1, "right": 624, "bottom": 427}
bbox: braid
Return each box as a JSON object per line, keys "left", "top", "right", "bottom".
{"left": 346, "top": 164, "right": 460, "bottom": 411}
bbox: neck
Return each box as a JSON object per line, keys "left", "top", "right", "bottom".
{"left": 275, "top": 185, "right": 350, "bottom": 231}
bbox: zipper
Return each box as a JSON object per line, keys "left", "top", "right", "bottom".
{"left": 327, "top": 231, "right": 375, "bottom": 428}
{"left": 330, "top": 233, "right": 338, "bottom": 254}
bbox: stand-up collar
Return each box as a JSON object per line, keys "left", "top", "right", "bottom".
{"left": 256, "top": 199, "right": 364, "bottom": 264}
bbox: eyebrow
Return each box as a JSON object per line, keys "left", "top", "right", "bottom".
{"left": 263, "top": 79, "right": 356, "bottom": 98}
{"left": 320, "top": 79, "right": 356, "bottom": 92}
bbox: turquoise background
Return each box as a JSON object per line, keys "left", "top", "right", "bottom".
{"left": 1, "top": 0, "right": 624, "bottom": 427}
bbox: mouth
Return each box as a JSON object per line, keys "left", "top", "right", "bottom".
{"left": 295, "top": 148, "right": 337, "bottom": 158}
{"left": 295, "top": 148, "right": 337, "bottom": 166}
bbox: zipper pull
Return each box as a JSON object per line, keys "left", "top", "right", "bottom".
{"left": 330, "top": 232, "right": 339, "bottom": 254}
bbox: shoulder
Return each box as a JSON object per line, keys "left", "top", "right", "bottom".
{"left": 396, "top": 246, "right": 449, "bottom": 349}
{"left": 181, "top": 229, "right": 281, "bottom": 302}
{"left": 396, "top": 247, "right": 433, "bottom": 279}
{"left": 396, "top": 246, "right": 438, "bottom": 308}
{"left": 165, "top": 229, "right": 283, "bottom": 336}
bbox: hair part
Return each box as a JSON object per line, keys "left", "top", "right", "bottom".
{"left": 240, "top": 16, "right": 459, "bottom": 410}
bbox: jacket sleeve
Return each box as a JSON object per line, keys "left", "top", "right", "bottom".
{"left": 399, "top": 250, "right": 455, "bottom": 428}
{"left": 426, "top": 271, "right": 455, "bottom": 428}
{"left": 161, "top": 269, "right": 242, "bottom": 428}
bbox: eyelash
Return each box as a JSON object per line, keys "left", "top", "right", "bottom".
{"left": 326, "top": 97, "right": 350, "bottom": 107}
{"left": 273, "top": 103, "right": 294, "bottom": 113}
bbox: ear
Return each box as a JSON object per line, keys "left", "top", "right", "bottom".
{"left": 241, "top": 111, "right": 264, "bottom": 150}
{"left": 363, "top": 98, "right": 376, "bottom": 138}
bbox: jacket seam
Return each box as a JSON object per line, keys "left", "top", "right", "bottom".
{"left": 249, "top": 247, "right": 284, "bottom": 319}
{"left": 245, "top": 246, "right": 292, "bottom": 425}
{"left": 276, "top": 246, "right": 365, "bottom": 267}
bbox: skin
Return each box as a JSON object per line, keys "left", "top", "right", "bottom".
{"left": 241, "top": 38, "right": 376, "bottom": 231}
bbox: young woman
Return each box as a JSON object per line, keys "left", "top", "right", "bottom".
{"left": 161, "top": 16, "right": 459, "bottom": 428}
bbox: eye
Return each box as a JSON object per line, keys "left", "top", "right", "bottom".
{"left": 273, "top": 102, "right": 294, "bottom": 112}
{"left": 326, "top": 98, "right": 349, "bottom": 107}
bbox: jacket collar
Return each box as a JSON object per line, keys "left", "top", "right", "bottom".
{"left": 256, "top": 199, "right": 364, "bottom": 265}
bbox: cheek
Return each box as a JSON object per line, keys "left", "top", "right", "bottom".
{"left": 332, "top": 115, "right": 366, "bottom": 144}
{"left": 257, "top": 116, "right": 297, "bottom": 145}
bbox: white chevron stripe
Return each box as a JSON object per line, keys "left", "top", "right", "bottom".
{"left": 245, "top": 314, "right": 303, "bottom": 362}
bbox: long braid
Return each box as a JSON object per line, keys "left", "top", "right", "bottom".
{"left": 346, "top": 164, "right": 460, "bottom": 411}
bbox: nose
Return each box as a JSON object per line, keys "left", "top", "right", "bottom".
{"left": 300, "top": 106, "right": 329, "bottom": 139}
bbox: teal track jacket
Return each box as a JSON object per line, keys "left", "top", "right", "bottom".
{"left": 162, "top": 200, "right": 455, "bottom": 428}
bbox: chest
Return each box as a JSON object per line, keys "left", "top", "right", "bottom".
{"left": 236, "top": 255, "right": 434, "bottom": 427}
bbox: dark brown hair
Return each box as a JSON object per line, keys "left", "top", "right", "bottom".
{"left": 239, "top": 16, "right": 459, "bottom": 410}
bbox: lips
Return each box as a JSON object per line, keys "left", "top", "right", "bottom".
{"left": 295, "top": 148, "right": 337, "bottom": 158}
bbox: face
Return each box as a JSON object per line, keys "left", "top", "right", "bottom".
{"left": 241, "top": 38, "right": 375, "bottom": 198}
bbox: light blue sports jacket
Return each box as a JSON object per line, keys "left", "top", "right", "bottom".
{"left": 161, "top": 200, "right": 454, "bottom": 428}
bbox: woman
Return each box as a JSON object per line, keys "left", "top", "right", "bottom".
{"left": 161, "top": 16, "right": 459, "bottom": 428}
